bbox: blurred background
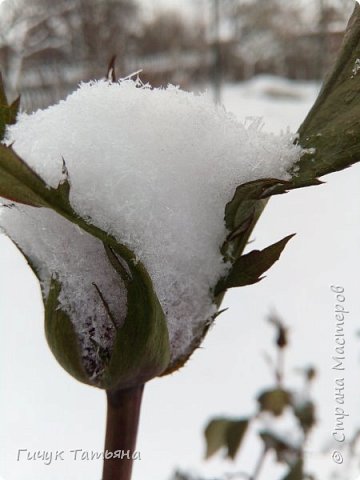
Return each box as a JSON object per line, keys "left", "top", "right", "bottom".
{"left": 0, "top": 0, "right": 355, "bottom": 110}
{"left": 1, "top": 1, "right": 360, "bottom": 480}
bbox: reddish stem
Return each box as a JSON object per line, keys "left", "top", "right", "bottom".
{"left": 102, "top": 384, "right": 144, "bottom": 480}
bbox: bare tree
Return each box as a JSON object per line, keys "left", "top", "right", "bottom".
{"left": 0, "top": 0, "right": 138, "bottom": 102}
{"left": 227, "top": 0, "right": 304, "bottom": 78}
{"left": 136, "top": 11, "right": 206, "bottom": 56}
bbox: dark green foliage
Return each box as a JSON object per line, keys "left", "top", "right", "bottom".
{"left": 204, "top": 417, "right": 249, "bottom": 459}
{"left": 203, "top": 314, "right": 318, "bottom": 479}
{"left": 205, "top": 418, "right": 231, "bottom": 458}
{"left": 294, "top": 401, "right": 316, "bottom": 434}
{"left": 226, "top": 419, "right": 250, "bottom": 459}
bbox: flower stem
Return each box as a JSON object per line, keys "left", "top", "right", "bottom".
{"left": 102, "top": 384, "right": 144, "bottom": 480}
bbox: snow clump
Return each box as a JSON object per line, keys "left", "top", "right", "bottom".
{"left": 0, "top": 78, "right": 303, "bottom": 373}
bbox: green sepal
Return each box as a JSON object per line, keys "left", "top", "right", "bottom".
{"left": 220, "top": 4, "right": 360, "bottom": 262}
{"left": 100, "top": 246, "right": 171, "bottom": 390}
{"left": 0, "top": 145, "right": 52, "bottom": 207}
{"left": 204, "top": 417, "right": 249, "bottom": 459}
{"left": 0, "top": 143, "right": 171, "bottom": 389}
{"left": 215, "top": 234, "right": 295, "bottom": 296}
{"left": 222, "top": 178, "right": 290, "bottom": 262}
{"left": 44, "top": 277, "right": 91, "bottom": 386}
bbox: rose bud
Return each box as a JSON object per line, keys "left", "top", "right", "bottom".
{"left": 0, "top": 78, "right": 303, "bottom": 389}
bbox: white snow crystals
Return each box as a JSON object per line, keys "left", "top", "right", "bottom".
{"left": 0, "top": 78, "right": 302, "bottom": 373}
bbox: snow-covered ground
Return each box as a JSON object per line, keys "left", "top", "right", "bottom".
{"left": 1, "top": 76, "right": 359, "bottom": 480}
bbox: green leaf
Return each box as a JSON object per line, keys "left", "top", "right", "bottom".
{"left": 292, "top": 4, "right": 360, "bottom": 188}
{"left": 293, "top": 401, "right": 316, "bottom": 434}
{"left": 281, "top": 459, "right": 304, "bottom": 480}
{"left": 268, "top": 313, "right": 288, "bottom": 349}
{"left": 205, "top": 418, "right": 230, "bottom": 458}
{"left": 44, "top": 278, "right": 91, "bottom": 386}
{"left": 257, "top": 388, "right": 292, "bottom": 417}
{"left": 215, "top": 234, "right": 295, "bottom": 295}
{"left": 204, "top": 417, "right": 249, "bottom": 459}
{"left": 226, "top": 419, "right": 249, "bottom": 459}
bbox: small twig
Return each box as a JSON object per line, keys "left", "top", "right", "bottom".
{"left": 276, "top": 347, "right": 285, "bottom": 387}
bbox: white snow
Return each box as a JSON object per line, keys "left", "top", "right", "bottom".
{"left": 352, "top": 58, "right": 360, "bottom": 77}
{"left": 0, "top": 78, "right": 303, "bottom": 371}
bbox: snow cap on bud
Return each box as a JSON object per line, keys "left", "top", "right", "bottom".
{"left": 0, "top": 76, "right": 302, "bottom": 388}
